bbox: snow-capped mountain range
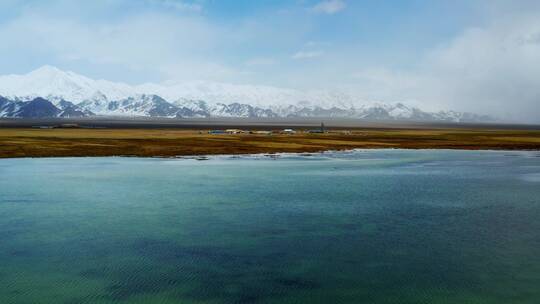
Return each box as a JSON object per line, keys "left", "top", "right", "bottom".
{"left": 0, "top": 66, "right": 494, "bottom": 122}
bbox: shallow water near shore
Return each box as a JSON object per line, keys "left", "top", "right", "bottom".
{"left": 1, "top": 150, "right": 540, "bottom": 303}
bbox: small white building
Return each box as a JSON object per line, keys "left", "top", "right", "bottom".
{"left": 253, "top": 130, "right": 273, "bottom": 135}
{"left": 282, "top": 129, "right": 296, "bottom": 134}
{"left": 225, "top": 129, "right": 245, "bottom": 134}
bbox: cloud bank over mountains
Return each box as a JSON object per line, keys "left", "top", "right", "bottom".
{"left": 355, "top": 7, "right": 540, "bottom": 122}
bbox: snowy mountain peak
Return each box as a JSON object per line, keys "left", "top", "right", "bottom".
{"left": 28, "top": 65, "right": 64, "bottom": 76}
{"left": 24, "top": 65, "right": 94, "bottom": 87}
{"left": 0, "top": 66, "right": 135, "bottom": 104}
{"left": 0, "top": 66, "right": 495, "bottom": 122}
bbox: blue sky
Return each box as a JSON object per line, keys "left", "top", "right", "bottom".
{"left": 0, "top": 0, "right": 485, "bottom": 84}
{"left": 1, "top": 0, "right": 539, "bottom": 120}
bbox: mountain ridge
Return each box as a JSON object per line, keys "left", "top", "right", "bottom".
{"left": 0, "top": 66, "right": 495, "bottom": 122}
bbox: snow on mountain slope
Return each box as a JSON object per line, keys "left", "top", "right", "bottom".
{"left": 139, "top": 81, "right": 357, "bottom": 108}
{"left": 0, "top": 66, "right": 496, "bottom": 122}
{"left": 0, "top": 66, "right": 360, "bottom": 108}
{"left": 0, "top": 65, "right": 133, "bottom": 104}
{"left": 78, "top": 94, "right": 178, "bottom": 117}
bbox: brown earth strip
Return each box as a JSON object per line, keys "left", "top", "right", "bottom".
{"left": 0, "top": 128, "right": 539, "bottom": 158}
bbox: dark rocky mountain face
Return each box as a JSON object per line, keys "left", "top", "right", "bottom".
{"left": 219, "top": 103, "right": 278, "bottom": 118}
{"left": 0, "top": 96, "right": 10, "bottom": 107}
{"left": 13, "top": 98, "right": 60, "bottom": 118}
{"left": 175, "top": 107, "right": 209, "bottom": 118}
{"left": 1, "top": 96, "right": 20, "bottom": 116}
{"left": 143, "top": 96, "right": 179, "bottom": 117}
{"left": 57, "top": 100, "right": 94, "bottom": 118}
{"left": 360, "top": 107, "right": 393, "bottom": 120}
{"left": 0, "top": 97, "right": 91, "bottom": 118}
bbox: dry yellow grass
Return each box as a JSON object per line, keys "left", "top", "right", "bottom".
{"left": 0, "top": 127, "right": 539, "bottom": 158}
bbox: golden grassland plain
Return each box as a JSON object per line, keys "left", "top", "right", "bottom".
{"left": 0, "top": 127, "right": 539, "bottom": 158}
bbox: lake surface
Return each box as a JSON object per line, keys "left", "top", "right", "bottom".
{"left": 1, "top": 150, "right": 540, "bottom": 303}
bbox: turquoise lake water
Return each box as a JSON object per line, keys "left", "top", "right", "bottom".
{"left": 1, "top": 150, "right": 540, "bottom": 303}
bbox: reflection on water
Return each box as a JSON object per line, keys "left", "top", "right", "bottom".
{"left": 522, "top": 173, "right": 540, "bottom": 182}
{"left": 1, "top": 150, "right": 539, "bottom": 303}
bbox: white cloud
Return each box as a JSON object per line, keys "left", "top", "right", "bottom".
{"left": 0, "top": 0, "right": 315, "bottom": 84}
{"left": 348, "top": 12, "right": 540, "bottom": 122}
{"left": 351, "top": 68, "right": 422, "bottom": 103}
{"left": 150, "top": 0, "right": 203, "bottom": 12}
{"left": 420, "top": 16, "right": 540, "bottom": 122}
{"left": 292, "top": 50, "right": 324, "bottom": 59}
{"left": 312, "top": 0, "right": 346, "bottom": 15}
{"left": 0, "top": 12, "right": 233, "bottom": 82}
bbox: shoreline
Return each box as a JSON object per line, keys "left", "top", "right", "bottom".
{"left": 2, "top": 148, "right": 539, "bottom": 161}
{"left": 2, "top": 146, "right": 540, "bottom": 160}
